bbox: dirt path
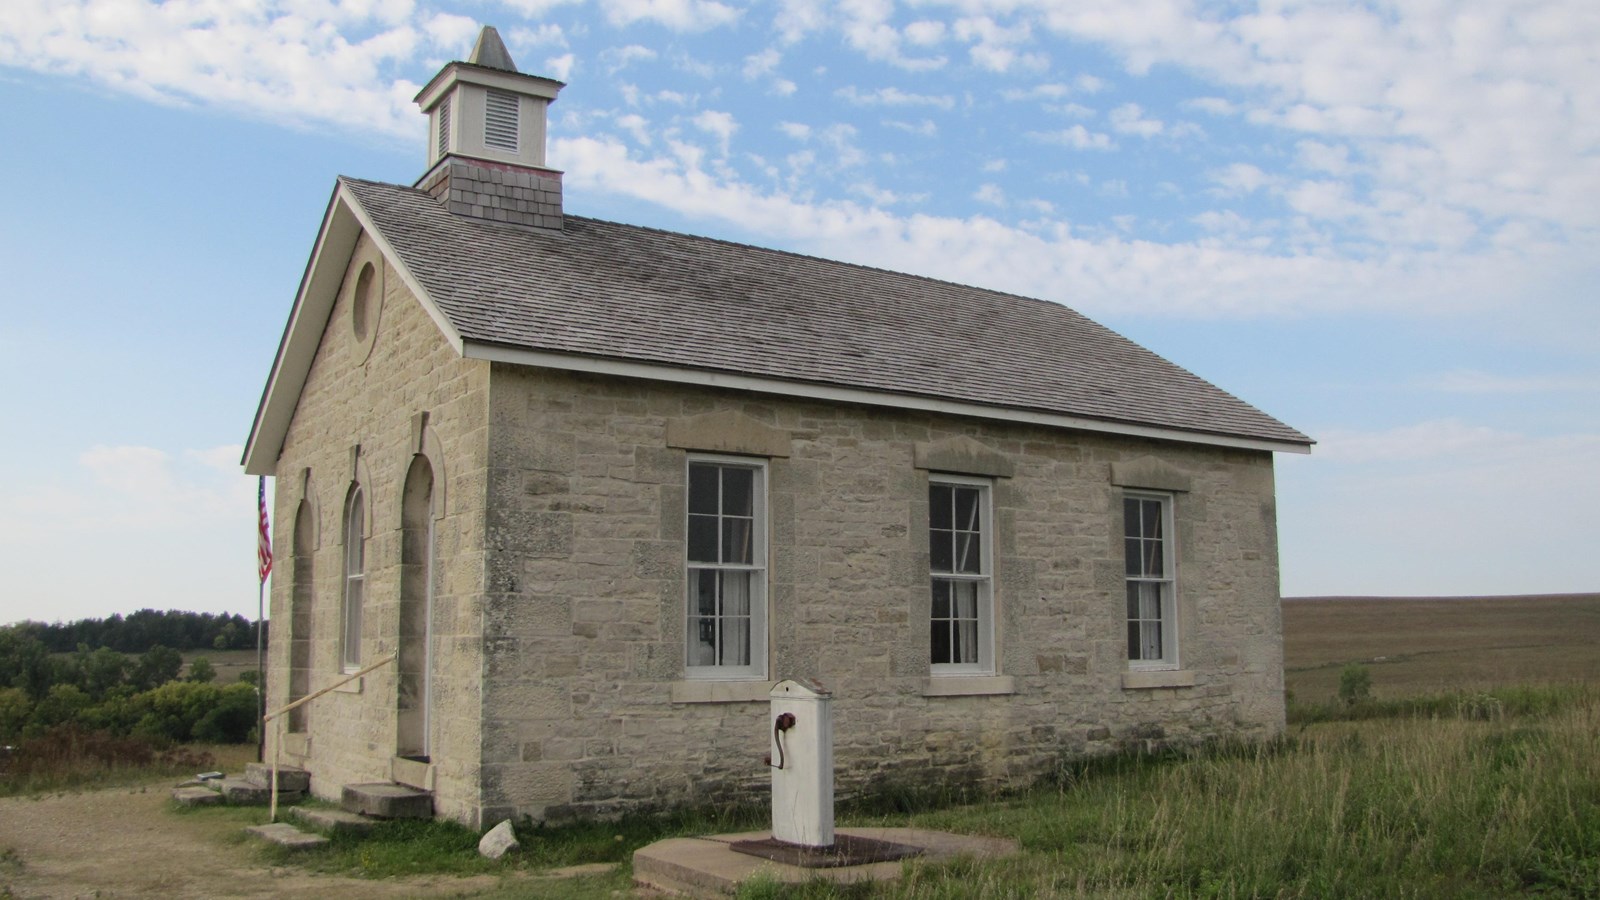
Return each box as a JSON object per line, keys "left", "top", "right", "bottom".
{"left": 0, "top": 785, "right": 545, "bottom": 899}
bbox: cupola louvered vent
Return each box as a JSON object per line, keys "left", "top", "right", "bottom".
{"left": 436, "top": 95, "right": 451, "bottom": 159}
{"left": 436, "top": 95, "right": 451, "bottom": 160}
{"left": 484, "top": 89, "right": 519, "bottom": 151}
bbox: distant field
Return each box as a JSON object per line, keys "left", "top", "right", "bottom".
{"left": 1282, "top": 593, "right": 1600, "bottom": 701}
{"left": 181, "top": 648, "right": 262, "bottom": 684}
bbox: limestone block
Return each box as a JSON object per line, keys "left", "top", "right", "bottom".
{"left": 479, "top": 819, "right": 520, "bottom": 859}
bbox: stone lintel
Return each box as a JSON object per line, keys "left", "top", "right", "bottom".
{"left": 1110, "top": 456, "right": 1193, "bottom": 492}
{"left": 913, "top": 435, "right": 1014, "bottom": 478}
{"left": 666, "top": 410, "right": 791, "bottom": 458}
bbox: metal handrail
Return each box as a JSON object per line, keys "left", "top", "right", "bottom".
{"left": 263, "top": 653, "right": 396, "bottom": 822}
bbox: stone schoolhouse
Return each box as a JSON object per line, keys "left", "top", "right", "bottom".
{"left": 242, "top": 29, "right": 1312, "bottom": 827}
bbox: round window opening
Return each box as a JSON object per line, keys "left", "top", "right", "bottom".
{"left": 351, "top": 263, "right": 375, "bottom": 341}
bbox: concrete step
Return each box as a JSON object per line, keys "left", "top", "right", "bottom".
{"left": 171, "top": 785, "right": 224, "bottom": 807}
{"left": 288, "top": 805, "right": 377, "bottom": 836}
{"left": 210, "top": 778, "right": 305, "bottom": 806}
{"left": 245, "top": 822, "right": 329, "bottom": 850}
{"left": 244, "top": 762, "right": 311, "bottom": 793}
{"left": 341, "top": 782, "right": 432, "bottom": 819}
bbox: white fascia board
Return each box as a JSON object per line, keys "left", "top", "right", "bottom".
{"left": 462, "top": 343, "right": 1313, "bottom": 455}
{"left": 241, "top": 183, "right": 466, "bottom": 476}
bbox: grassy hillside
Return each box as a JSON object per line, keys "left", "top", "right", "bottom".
{"left": 1282, "top": 593, "right": 1600, "bottom": 702}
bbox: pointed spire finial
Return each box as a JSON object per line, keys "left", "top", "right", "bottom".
{"left": 469, "top": 26, "right": 517, "bottom": 72}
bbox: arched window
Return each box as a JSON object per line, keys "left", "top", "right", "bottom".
{"left": 289, "top": 498, "right": 315, "bottom": 732}
{"left": 341, "top": 486, "right": 366, "bottom": 671}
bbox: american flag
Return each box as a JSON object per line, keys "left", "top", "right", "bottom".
{"left": 257, "top": 476, "right": 273, "bottom": 583}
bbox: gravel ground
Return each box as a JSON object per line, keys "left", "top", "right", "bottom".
{"left": 0, "top": 785, "right": 557, "bottom": 899}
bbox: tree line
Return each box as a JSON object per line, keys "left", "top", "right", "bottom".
{"left": 8, "top": 609, "right": 266, "bottom": 654}
{"left": 0, "top": 612, "right": 267, "bottom": 746}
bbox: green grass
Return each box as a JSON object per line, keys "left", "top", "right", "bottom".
{"left": 0, "top": 737, "right": 257, "bottom": 799}
{"left": 202, "top": 684, "right": 1600, "bottom": 898}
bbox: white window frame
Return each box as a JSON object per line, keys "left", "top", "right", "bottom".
{"left": 684, "top": 455, "right": 769, "bottom": 680}
{"left": 1124, "top": 491, "right": 1178, "bottom": 670}
{"left": 928, "top": 474, "right": 995, "bottom": 676}
{"left": 341, "top": 486, "right": 365, "bottom": 673}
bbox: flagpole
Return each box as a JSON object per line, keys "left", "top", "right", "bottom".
{"left": 256, "top": 475, "right": 272, "bottom": 764}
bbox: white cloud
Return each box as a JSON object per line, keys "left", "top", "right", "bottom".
{"left": 599, "top": 0, "right": 740, "bottom": 31}
{"left": 1031, "top": 125, "right": 1114, "bottom": 150}
{"left": 0, "top": 444, "right": 260, "bottom": 622}
{"left": 693, "top": 109, "right": 738, "bottom": 155}
{"left": 1279, "top": 421, "right": 1600, "bottom": 595}
{"left": 1109, "top": 102, "right": 1163, "bottom": 137}
{"left": 1209, "top": 163, "right": 1274, "bottom": 196}
{"left": 602, "top": 44, "right": 658, "bottom": 72}
{"left": 884, "top": 118, "right": 937, "bottom": 137}
{"left": 1184, "top": 96, "right": 1236, "bottom": 115}
{"left": 545, "top": 53, "right": 576, "bottom": 81}
{"left": 954, "top": 15, "right": 1047, "bottom": 73}
{"left": 835, "top": 85, "right": 955, "bottom": 109}
{"left": 777, "top": 121, "right": 811, "bottom": 140}
{"left": 904, "top": 20, "right": 947, "bottom": 46}
{"left": 1417, "top": 371, "right": 1600, "bottom": 395}
{"left": 973, "top": 183, "right": 1006, "bottom": 206}
{"left": 743, "top": 47, "right": 780, "bottom": 78}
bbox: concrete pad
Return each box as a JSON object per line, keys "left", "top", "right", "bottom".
{"left": 245, "top": 822, "right": 330, "bottom": 850}
{"left": 632, "top": 827, "right": 1019, "bottom": 897}
{"left": 342, "top": 782, "right": 433, "bottom": 819}
{"left": 170, "top": 786, "right": 223, "bottom": 807}
{"left": 244, "top": 762, "right": 311, "bottom": 793}
{"left": 288, "top": 806, "right": 376, "bottom": 836}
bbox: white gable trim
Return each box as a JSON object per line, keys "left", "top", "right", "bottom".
{"left": 242, "top": 182, "right": 467, "bottom": 475}
{"left": 462, "top": 343, "right": 1312, "bottom": 455}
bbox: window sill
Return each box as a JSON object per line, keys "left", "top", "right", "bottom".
{"left": 1121, "top": 669, "right": 1196, "bottom": 690}
{"left": 922, "top": 675, "right": 1016, "bottom": 697}
{"left": 333, "top": 676, "right": 363, "bottom": 694}
{"left": 670, "top": 680, "right": 777, "bottom": 704}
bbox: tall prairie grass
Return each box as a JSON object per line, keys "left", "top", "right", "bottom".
{"left": 833, "top": 684, "right": 1600, "bottom": 898}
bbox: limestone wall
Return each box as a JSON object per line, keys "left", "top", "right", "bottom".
{"left": 478, "top": 366, "right": 1286, "bottom": 823}
{"left": 266, "top": 231, "right": 491, "bottom": 824}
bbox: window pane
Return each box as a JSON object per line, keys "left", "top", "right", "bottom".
{"left": 930, "top": 528, "right": 953, "bottom": 572}
{"left": 1144, "top": 539, "right": 1163, "bottom": 578}
{"left": 931, "top": 620, "right": 951, "bottom": 664}
{"left": 1142, "top": 619, "right": 1163, "bottom": 660}
{"left": 1146, "top": 583, "right": 1165, "bottom": 619}
{"left": 722, "top": 517, "right": 753, "bottom": 564}
{"left": 694, "top": 569, "right": 719, "bottom": 617}
{"left": 1126, "top": 583, "right": 1142, "bottom": 620}
{"left": 688, "top": 464, "right": 718, "bottom": 515}
{"left": 954, "top": 618, "right": 977, "bottom": 664}
{"left": 952, "top": 580, "right": 978, "bottom": 619}
{"left": 1141, "top": 500, "right": 1163, "bottom": 540}
{"left": 688, "top": 514, "right": 718, "bottom": 563}
{"left": 1125, "top": 538, "right": 1141, "bottom": 577}
{"left": 931, "top": 579, "right": 951, "bottom": 618}
{"left": 955, "top": 532, "right": 981, "bottom": 574}
{"left": 1123, "top": 498, "right": 1139, "bottom": 539}
{"left": 720, "top": 571, "right": 751, "bottom": 617}
{"left": 688, "top": 617, "right": 716, "bottom": 667}
{"left": 954, "top": 487, "right": 980, "bottom": 531}
{"left": 930, "top": 484, "right": 952, "bottom": 530}
{"left": 722, "top": 467, "right": 754, "bottom": 516}
{"left": 1127, "top": 622, "right": 1141, "bottom": 660}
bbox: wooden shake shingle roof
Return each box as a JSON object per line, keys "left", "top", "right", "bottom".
{"left": 341, "top": 177, "right": 1311, "bottom": 449}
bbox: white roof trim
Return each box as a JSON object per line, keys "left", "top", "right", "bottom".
{"left": 462, "top": 342, "right": 1312, "bottom": 455}
{"left": 241, "top": 182, "right": 467, "bottom": 475}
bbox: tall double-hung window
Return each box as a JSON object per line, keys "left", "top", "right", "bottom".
{"left": 686, "top": 458, "right": 767, "bottom": 678}
{"left": 341, "top": 486, "right": 366, "bottom": 672}
{"left": 929, "top": 477, "right": 993, "bottom": 674}
{"left": 1124, "top": 493, "right": 1176, "bottom": 667}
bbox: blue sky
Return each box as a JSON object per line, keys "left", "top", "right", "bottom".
{"left": 0, "top": 0, "right": 1595, "bottom": 625}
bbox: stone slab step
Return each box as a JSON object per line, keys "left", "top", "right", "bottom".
{"left": 245, "top": 822, "right": 329, "bottom": 850}
{"left": 288, "top": 806, "right": 377, "bottom": 836}
{"left": 342, "top": 782, "right": 432, "bottom": 819}
{"left": 210, "top": 778, "right": 305, "bottom": 806}
{"left": 245, "top": 762, "right": 311, "bottom": 793}
{"left": 171, "top": 786, "right": 224, "bottom": 807}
